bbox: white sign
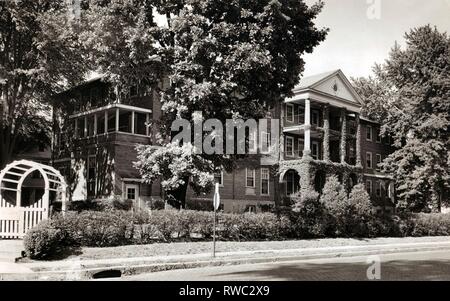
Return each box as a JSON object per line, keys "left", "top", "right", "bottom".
{"left": 213, "top": 183, "right": 220, "bottom": 211}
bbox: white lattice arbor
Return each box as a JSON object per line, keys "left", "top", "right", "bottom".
{"left": 0, "top": 160, "right": 68, "bottom": 238}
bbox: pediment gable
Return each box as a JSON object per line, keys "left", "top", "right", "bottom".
{"left": 312, "top": 71, "right": 362, "bottom": 104}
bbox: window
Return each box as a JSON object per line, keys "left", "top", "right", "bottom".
{"left": 312, "top": 141, "right": 319, "bottom": 160}
{"left": 376, "top": 181, "right": 382, "bottom": 197}
{"left": 376, "top": 128, "right": 382, "bottom": 143}
{"left": 76, "top": 117, "right": 86, "bottom": 138}
{"left": 214, "top": 171, "right": 223, "bottom": 186}
{"left": 286, "top": 171, "right": 298, "bottom": 196}
{"left": 366, "top": 125, "right": 373, "bottom": 141}
{"left": 246, "top": 205, "right": 256, "bottom": 213}
{"left": 87, "top": 115, "right": 95, "bottom": 137}
{"left": 135, "top": 112, "right": 148, "bottom": 136}
{"left": 366, "top": 152, "right": 373, "bottom": 169}
{"left": 107, "top": 109, "right": 116, "bottom": 133}
{"left": 248, "top": 129, "right": 257, "bottom": 153}
{"left": 127, "top": 187, "right": 136, "bottom": 200}
{"left": 298, "top": 139, "right": 304, "bottom": 157}
{"left": 286, "top": 136, "right": 294, "bottom": 157}
{"left": 246, "top": 168, "right": 255, "bottom": 187}
{"left": 311, "top": 110, "right": 320, "bottom": 126}
{"left": 118, "top": 109, "right": 132, "bottom": 133}
{"left": 366, "top": 180, "right": 372, "bottom": 195}
{"left": 261, "top": 168, "right": 270, "bottom": 195}
{"left": 97, "top": 113, "right": 105, "bottom": 134}
{"left": 376, "top": 154, "right": 382, "bottom": 171}
{"left": 286, "top": 104, "right": 294, "bottom": 122}
{"left": 261, "top": 131, "right": 270, "bottom": 153}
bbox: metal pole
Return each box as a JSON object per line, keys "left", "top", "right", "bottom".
{"left": 213, "top": 207, "right": 216, "bottom": 258}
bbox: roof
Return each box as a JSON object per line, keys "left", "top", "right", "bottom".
{"left": 295, "top": 69, "right": 340, "bottom": 90}
{"left": 293, "top": 69, "right": 364, "bottom": 105}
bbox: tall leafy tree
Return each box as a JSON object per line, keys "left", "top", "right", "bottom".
{"left": 144, "top": 0, "right": 328, "bottom": 206}
{"left": 353, "top": 25, "right": 450, "bottom": 212}
{"left": 0, "top": 0, "right": 87, "bottom": 168}
{"left": 77, "top": 0, "right": 328, "bottom": 207}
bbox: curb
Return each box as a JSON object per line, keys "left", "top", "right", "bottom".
{"left": 2, "top": 243, "right": 450, "bottom": 280}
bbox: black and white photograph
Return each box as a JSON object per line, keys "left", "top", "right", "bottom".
{"left": 0, "top": 0, "right": 449, "bottom": 291}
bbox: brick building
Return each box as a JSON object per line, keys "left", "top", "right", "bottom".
{"left": 51, "top": 70, "right": 396, "bottom": 213}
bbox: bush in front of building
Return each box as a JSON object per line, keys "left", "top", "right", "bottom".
{"left": 24, "top": 208, "right": 450, "bottom": 260}
{"left": 219, "top": 212, "right": 293, "bottom": 241}
{"left": 409, "top": 213, "right": 450, "bottom": 237}
{"left": 320, "top": 176, "right": 349, "bottom": 237}
{"left": 74, "top": 210, "right": 134, "bottom": 247}
{"left": 290, "top": 190, "right": 329, "bottom": 238}
{"left": 23, "top": 219, "right": 70, "bottom": 260}
{"left": 345, "top": 184, "right": 374, "bottom": 237}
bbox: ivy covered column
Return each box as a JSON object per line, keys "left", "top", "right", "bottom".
{"left": 355, "top": 113, "right": 362, "bottom": 166}
{"left": 322, "top": 104, "right": 330, "bottom": 162}
{"left": 339, "top": 108, "right": 347, "bottom": 164}
{"left": 298, "top": 160, "right": 313, "bottom": 196}
{"left": 303, "top": 98, "right": 311, "bottom": 157}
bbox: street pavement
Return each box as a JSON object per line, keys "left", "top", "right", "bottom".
{"left": 121, "top": 249, "right": 450, "bottom": 281}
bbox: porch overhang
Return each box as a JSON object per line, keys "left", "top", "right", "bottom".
{"left": 285, "top": 89, "right": 362, "bottom": 114}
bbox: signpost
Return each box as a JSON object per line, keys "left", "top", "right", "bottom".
{"left": 212, "top": 183, "right": 220, "bottom": 258}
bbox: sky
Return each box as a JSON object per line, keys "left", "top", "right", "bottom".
{"left": 302, "top": 0, "right": 450, "bottom": 78}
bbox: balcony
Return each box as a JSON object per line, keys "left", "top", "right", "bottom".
{"left": 70, "top": 103, "right": 152, "bottom": 139}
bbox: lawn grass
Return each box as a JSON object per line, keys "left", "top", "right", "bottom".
{"left": 68, "top": 236, "right": 450, "bottom": 261}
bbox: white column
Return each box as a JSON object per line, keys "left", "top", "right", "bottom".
{"left": 131, "top": 111, "right": 135, "bottom": 134}
{"left": 84, "top": 116, "right": 88, "bottom": 137}
{"left": 93, "top": 114, "right": 97, "bottom": 135}
{"left": 104, "top": 110, "right": 108, "bottom": 133}
{"left": 146, "top": 113, "right": 150, "bottom": 136}
{"left": 303, "top": 98, "right": 311, "bottom": 154}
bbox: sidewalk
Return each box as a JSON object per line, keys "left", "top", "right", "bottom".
{"left": 2, "top": 236, "right": 450, "bottom": 280}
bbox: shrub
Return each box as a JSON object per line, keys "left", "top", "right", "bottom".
{"left": 410, "top": 213, "right": 450, "bottom": 236}
{"left": 148, "top": 209, "right": 182, "bottom": 241}
{"left": 194, "top": 211, "right": 214, "bottom": 239}
{"left": 320, "top": 176, "right": 348, "bottom": 237}
{"left": 69, "top": 211, "right": 134, "bottom": 247}
{"left": 23, "top": 220, "right": 68, "bottom": 260}
{"left": 67, "top": 199, "right": 104, "bottom": 212}
{"left": 291, "top": 190, "right": 329, "bottom": 238}
{"left": 345, "top": 184, "right": 374, "bottom": 237}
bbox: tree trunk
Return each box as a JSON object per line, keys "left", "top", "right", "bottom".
{"left": 430, "top": 186, "right": 441, "bottom": 213}
{"left": 166, "top": 178, "right": 189, "bottom": 209}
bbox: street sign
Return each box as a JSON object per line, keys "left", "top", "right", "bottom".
{"left": 212, "top": 183, "right": 220, "bottom": 258}
{"left": 213, "top": 183, "right": 220, "bottom": 211}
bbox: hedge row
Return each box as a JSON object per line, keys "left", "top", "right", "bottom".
{"left": 24, "top": 210, "right": 294, "bottom": 259}
{"left": 24, "top": 207, "right": 450, "bottom": 260}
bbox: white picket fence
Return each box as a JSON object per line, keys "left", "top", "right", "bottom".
{"left": 0, "top": 197, "right": 47, "bottom": 239}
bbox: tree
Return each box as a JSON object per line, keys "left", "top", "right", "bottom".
{"left": 141, "top": 0, "right": 327, "bottom": 206}
{"left": 74, "top": 0, "right": 328, "bottom": 207}
{"left": 0, "top": 0, "right": 87, "bottom": 168}
{"left": 352, "top": 25, "right": 450, "bottom": 213}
